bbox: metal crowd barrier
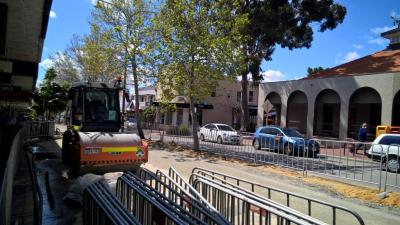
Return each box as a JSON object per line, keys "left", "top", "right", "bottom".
{"left": 24, "top": 120, "right": 55, "bottom": 139}
{"left": 134, "top": 169, "right": 230, "bottom": 225}
{"left": 83, "top": 181, "right": 140, "bottom": 225}
{"left": 190, "top": 167, "right": 365, "bottom": 225}
{"left": 118, "top": 171, "right": 226, "bottom": 225}
{"left": 192, "top": 177, "right": 327, "bottom": 225}
{"left": 144, "top": 126, "right": 400, "bottom": 190}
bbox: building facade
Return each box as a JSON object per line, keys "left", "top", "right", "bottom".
{"left": 127, "top": 86, "right": 156, "bottom": 111}
{"left": 154, "top": 79, "right": 259, "bottom": 129}
{"left": 257, "top": 27, "right": 400, "bottom": 140}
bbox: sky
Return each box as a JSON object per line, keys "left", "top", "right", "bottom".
{"left": 38, "top": 0, "right": 400, "bottom": 84}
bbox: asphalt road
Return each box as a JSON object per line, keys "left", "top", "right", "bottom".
{"left": 144, "top": 148, "right": 400, "bottom": 225}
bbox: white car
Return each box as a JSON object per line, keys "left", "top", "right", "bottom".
{"left": 199, "top": 123, "right": 241, "bottom": 145}
{"left": 126, "top": 118, "right": 137, "bottom": 132}
{"left": 368, "top": 134, "right": 400, "bottom": 173}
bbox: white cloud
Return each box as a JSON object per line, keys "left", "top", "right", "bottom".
{"left": 352, "top": 44, "right": 363, "bottom": 49}
{"left": 370, "top": 26, "right": 396, "bottom": 35}
{"left": 91, "top": 0, "right": 97, "bottom": 5}
{"left": 390, "top": 10, "right": 400, "bottom": 18}
{"left": 368, "top": 37, "right": 388, "bottom": 46}
{"left": 336, "top": 51, "right": 360, "bottom": 64}
{"left": 294, "top": 76, "right": 305, "bottom": 80}
{"left": 261, "top": 70, "right": 285, "bottom": 82}
{"left": 49, "top": 10, "right": 56, "bottom": 19}
{"left": 39, "top": 58, "right": 54, "bottom": 70}
{"left": 237, "top": 70, "right": 286, "bottom": 82}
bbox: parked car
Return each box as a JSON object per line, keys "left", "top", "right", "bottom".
{"left": 199, "top": 123, "right": 241, "bottom": 145}
{"left": 367, "top": 134, "right": 400, "bottom": 173}
{"left": 252, "top": 126, "right": 320, "bottom": 157}
{"left": 126, "top": 117, "right": 137, "bottom": 132}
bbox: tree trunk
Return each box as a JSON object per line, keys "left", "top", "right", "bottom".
{"left": 240, "top": 71, "right": 249, "bottom": 131}
{"left": 131, "top": 58, "right": 145, "bottom": 139}
{"left": 189, "top": 96, "right": 199, "bottom": 151}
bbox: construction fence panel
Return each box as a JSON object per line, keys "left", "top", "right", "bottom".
{"left": 144, "top": 125, "right": 400, "bottom": 191}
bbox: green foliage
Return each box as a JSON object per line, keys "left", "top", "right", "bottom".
{"left": 31, "top": 68, "right": 68, "bottom": 119}
{"left": 240, "top": 0, "right": 346, "bottom": 82}
{"left": 142, "top": 106, "right": 156, "bottom": 122}
{"left": 155, "top": 0, "right": 247, "bottom": 103}
{"left": 178, "top": 124, "right": 190, "bottom": 136}
{"left": 307, "top": 66, "right": 326, "bottom": 76}
{"left": 154, "top": 0, "right": 247, "bottom": 149}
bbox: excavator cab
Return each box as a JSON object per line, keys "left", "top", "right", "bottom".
{"left": 62, "top": 82, "right": 148, "bottom": 174}
{"left": 66, "top": 83, "right": 121, "bottom": 132}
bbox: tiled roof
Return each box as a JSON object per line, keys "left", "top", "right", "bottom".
{"left": 308, "top": 49, "right": 400, "bottom": 79}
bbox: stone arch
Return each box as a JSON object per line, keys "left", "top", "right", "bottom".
{"left": 313, "top": 89, "right": 341, "bottom": 138}
{"left": 287, "top": 90, "right": 308, "bottom": 134}
{"left": 263, "top": 92, "right": 281, "bottom": 126}
{"left": 392, "top": 90, "right": 400, "bottom": 126}
{"left": 348, "top": 87, "right": 382, "bottom": 140}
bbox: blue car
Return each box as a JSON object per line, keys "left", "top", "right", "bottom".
{"left": 252, "top": 126, "right": 320, "bottom": 157}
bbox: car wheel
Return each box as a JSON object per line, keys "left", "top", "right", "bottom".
{"left": 217, "top": 136, "right": 223, "bottom": 144}
{"left": 284, "top": 143, "right": 293, "bottom": 156}
{"left": 387, "top": 157, "right": 400, "bottom": 173}
{"left": 200, "top": 133, "right": 205, "bottom": 141}
{"left": 253, "top": 139, "right": 260, "bottom": 150}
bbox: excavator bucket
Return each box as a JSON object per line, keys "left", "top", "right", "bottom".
{"left": 74, "top": 132, "right": 148, "bottom": 173}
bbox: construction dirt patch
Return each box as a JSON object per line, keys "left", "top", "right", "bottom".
{"left": 149, "top": 142, "right": 400, "bottom": 209}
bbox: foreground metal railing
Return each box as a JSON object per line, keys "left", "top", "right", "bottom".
{"left": 0, "top": 127, "right": 25, "bottom": 225}
{"left": 134, "top": 169, "right": 230, "bottom": 225}
{"left": 25, "top": 120, "right": 55, "bottom": 139}
{"left": 83, "top": 181, "right": 141, "bottom": 225}
{"left": 192, "top": 177, "right": 327, "bottom": 225}
{"left": 144, "top": 126, "right": 400, "bottom": 190}
{"left": 118, "top": 171, "right": 214, "bottom": 225}
{"left": 81, "top": 167, "right": 366, "bottom": 225}
{"left": 190, "top": 167, "right": 365, "bottom": 225}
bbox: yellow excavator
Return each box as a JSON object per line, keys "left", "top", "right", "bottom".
{"left": 62, "top": 82, "right": 148, "bottom": 173}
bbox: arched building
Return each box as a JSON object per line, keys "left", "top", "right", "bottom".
{"left": 257, "top": 27, "right": 400, "bottom": 140}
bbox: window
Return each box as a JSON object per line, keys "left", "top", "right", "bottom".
{"left": 249, "top": 91, "right": 254, "bottom": 102}
{"left": 177, "top": 109, "right": 183, "bottom": 125}
{"left": 379, "top": 136, "right": 400, "bottom": 145}
{"left": 217, "top": 125, "right": 235, "bottom": 131}
{"left": 140, "top": 96, "right": 145, "bottom": 102}
{"left": 207, "top": 124, "right": 216, "bottom": 130}
{"left": 260, "top": 128, "right": 270, "bottom": 134}
{"left": 237, "top": 92, "right": 241, "bottom": 102}
{"left": 85, "top": 89, "right": 118, "bottom": 122}
{"left": 211, "top": 91, "right": 216, "bottom": 97}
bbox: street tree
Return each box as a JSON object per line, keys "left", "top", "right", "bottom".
{"left": 93, "top": 0, "right": 157, "bottom": 138}
{"left": 238, "top": 0, "right": 347, "bottom": 131}
{"left": 155, "top": 0, "right": 247, "bottom": 150}
{"left": 307, "top": 66, "right": 326, "bottom": 77}
{"left": 31, "top": 68, "right": 68, "bottom": 120}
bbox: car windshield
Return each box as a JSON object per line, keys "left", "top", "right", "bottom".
{"left": 282, "top": 128, "right": 304, "bottom": 138}
{"left": 217, "top": 125, "right": 235, "bottom": 131}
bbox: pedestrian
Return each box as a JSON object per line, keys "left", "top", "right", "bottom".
{"left": 356, "top": 123, "right": 368, "bottom": 153}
